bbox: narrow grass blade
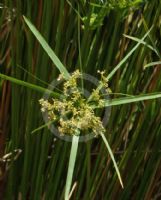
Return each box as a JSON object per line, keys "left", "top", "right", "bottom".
{"left": 106, "top": 26, "right": 153, "bottom": 80}
{"left": 66, "top": 0, "right": 83, "bottom": 20}
{"left": 0, "top": 73, "right": 59, "bottom": 98}
{"left": 31, "top": 120, "right": 55, "bottom": 134}
{"left": 89, "top": 2, "right": 109, "bottom": 8}
{"left": 93, "top": 92, "right": 161, "bottom": 108}
{"left": 123, "top": 34, "right": 159, "bottom": 57}
{"left": 17, "top": 64, "right": 50, "bottom": 86}
{"left": 88, "top": 27, "right": 153, "bottom": 102}
{"left": 100, "top": 132, "right": 124, "bottom": 188}
{"left": 65, "top": 135, "right": 79, "bottom": 200}
{"left": 142, "top": 15, "right": 161, "bottom": 59}
{"left": 23, "top": 16, "right": 70, "bottom": 80}
{"left": 143, "top": 61, "right": 161, "bottom": 69}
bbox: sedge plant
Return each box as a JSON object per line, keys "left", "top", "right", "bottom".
{"left": 0, "top": 1, "right": 161, "bottom": 199}
{"left": 20, "top": 16, "right": 160, "bottom": 200}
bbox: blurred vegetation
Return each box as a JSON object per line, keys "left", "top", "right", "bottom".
{"left": 0, "top": 0, "right": 161, "bottom": 199}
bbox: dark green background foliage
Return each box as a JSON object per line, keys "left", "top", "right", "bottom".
{"left": 0, "top": 0, "right": 161, "bottom": 199}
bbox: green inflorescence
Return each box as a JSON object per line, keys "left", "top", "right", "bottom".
{"left": 39, "top": 70, "right": 110, "bottom": 136}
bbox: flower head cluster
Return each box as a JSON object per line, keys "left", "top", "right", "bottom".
{"left": 39, "top": 70, "right": 110, "bottom": 136}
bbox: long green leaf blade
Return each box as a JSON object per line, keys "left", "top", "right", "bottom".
{"left": 93, "top": 92, "right": 161, "bottom": 108}
{"left": 100, "top": 132, "right": 124, "bottom": 188}
{"left": 0, "top": 73, "right": 59, "bottom": 98}
{"left": 106, "top": 27, "right": 153, "bottom": 80}
{"left": 88, "top": 27, "right": 153, "bottom": 102}
{"left": 23, "top": 16, "right": 70, "bottom": 80}
{"left": 65, "top": 135, "right": 79, "bottom": 200}
{"left": 123, "top": 34, "right": 159, "bottom": 57}
{"left": 143, "top": 61, "right": 161, "bottom": 69}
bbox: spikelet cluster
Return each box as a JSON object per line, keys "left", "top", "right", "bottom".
{"left": 39, "top": 70, "right": 110, "bottom": 136}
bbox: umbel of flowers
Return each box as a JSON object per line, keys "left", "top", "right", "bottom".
{"left": 39, "top": 70, "right": 110, "bottom": 136}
